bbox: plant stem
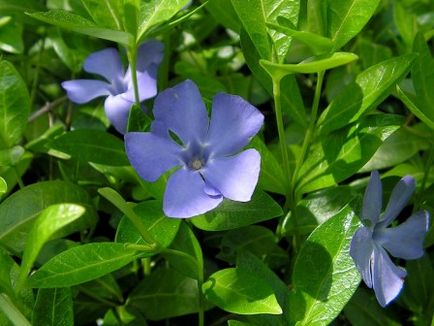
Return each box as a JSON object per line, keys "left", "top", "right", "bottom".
{"left": 13, "top": 166, "right": 24, "bottom": 189}
{"left": 29, "top": 37, "right": 45, "bottom": 108}
{"left": 272, "top": 77, "right": 291, "bottom": 208}
{"left": 128, "top": 45, "right": 141, "bottom": 106}
{"left": 0, "top": 294, "right": 31, "bottom": 326}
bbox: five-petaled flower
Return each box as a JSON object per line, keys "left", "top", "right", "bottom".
{"left": 350, "top": 171, "right": 430, "bottom": 307}
{"left": 62, "top": 40, "right": 163, "bottom": 134}
{"left": 125, "top": 80, "right": 264, "bottom": 218}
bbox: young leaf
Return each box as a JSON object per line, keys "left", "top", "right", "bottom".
{"left": 231, "top": 0, "right": 299, "bottom": 62}
{"left": 327, "top": 0, "right": 381, "bottom": 49}
{"left": 318, "top": 54, "right": 416, "bottom": 135}
{"left": 17, "top": 204, "right": 85, "bottom": 290}
{"left": 32, "top": 288, "right": 74, "bottom": 326}
{"left": 288, "top": 205, "right": 361, "bottom": 325}
{"left": 0, "top": 181, "right": 97, "bottom": 254}
{"left": 203, "top": 267, "right": 282, "bottom": 315}
{"left": 0, "top": 60, "right": 30, "bottom": 149}
{"left": 126, "top": 266, "right": 201, "bottom": 320}
{"left": 27, "top": 10, "right": 132, "bottom": 45}
{"left": 29, "top": 243, "right": 151, "bottom": 288}
{"left": 49, "top": 130, "right": 129, "bottom": 166}
{"left": 80, "top": 0, "right": 123, "bottom": 31}
{"left": 191, "top": 190, "right": 282, "bottom": 231}
{"left": 396, "top": 85, "right": 434, "bottom": 130}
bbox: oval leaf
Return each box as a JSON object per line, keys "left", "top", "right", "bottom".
{"left": 32, "top": 288, "right": 74, "bottom": 326}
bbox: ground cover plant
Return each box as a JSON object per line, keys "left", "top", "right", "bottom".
{"left": 0, "top": 0, "right": 433, "bottom": 325}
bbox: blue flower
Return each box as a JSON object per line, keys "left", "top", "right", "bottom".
{"left": 125, "top": 80, "right": 264, "bottom": 218}
{"left": 350, "top": 171, "right": 430, "bottom": 307}
{"left": 61, "top": 40, "right": 163, "bottom": 133}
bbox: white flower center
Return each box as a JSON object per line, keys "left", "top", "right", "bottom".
{"left": 190, "top": 158, "right": 203, "bottom": 170}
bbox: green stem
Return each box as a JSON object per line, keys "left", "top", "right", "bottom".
{"left": 0, "top": 294, "right": 31, "bottom": 326}
{"left": 272, "top": 77, "right": 291, "bottom": 208}
{"left": 30, "top": 37, "right": 45, "bottom": 108}
{"left": 143, "top": 257, "right": 151, "bottom": 276}
{"left": 128, "top": 45, "right": 141, "bottom": 106}
{"left": 290, "top": 71, "right": 325, "bottom": 202}
{"left": 13, "top": 166, "right": 24, "bottom": 189}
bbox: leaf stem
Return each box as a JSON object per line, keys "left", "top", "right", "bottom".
{"left": 128, "top": 45, "right": 141, "bottom": 106}
{"left": 0, "top": 294, "right": 31, "bottom": 326}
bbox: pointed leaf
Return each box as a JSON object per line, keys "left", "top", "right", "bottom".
{"left": 32, "top": 288, "right": 74, "bottom": 326}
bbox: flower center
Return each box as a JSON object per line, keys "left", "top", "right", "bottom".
{"left": 189, "top": 158, "right": 204, "bottom": 170}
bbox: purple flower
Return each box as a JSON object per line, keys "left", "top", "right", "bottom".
{"left": 350, "top": 171, "right": 430, "bottom": 307}
{"left": 125, "top": 80, "right": 264, "bottom": 218}
{"left": 61, "top": 40, "right": 163, "bottom": 133}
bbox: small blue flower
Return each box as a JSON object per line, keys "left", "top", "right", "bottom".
{"left": 62, "top": 40, "right": 163, "bottom": 133}
{"left": 125, "top": 80, "right": 264, "bottom": 218}
{"left": 350, "top": 171, "right": 430, "bottom": 307}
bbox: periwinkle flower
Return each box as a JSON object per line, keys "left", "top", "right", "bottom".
{"left": 350, "top": 171, "right": 430, "bottom": 307}
{"left": 125, "top": 80, "right": 264, "bottom": 218}
{"left": 62, "top": 40, "right": 163, "bottom": 133}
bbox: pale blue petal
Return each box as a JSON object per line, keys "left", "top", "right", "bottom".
{"left": 376, "top": 210, "right": 430, "bottom": 260}
{"left": 206, "top": 93, "right": 264, "bottom": 156}
{"left": 163, "top": 169, "right": 223, "bottom": 218}
{"left": 136, "top": 40, "right": 164, "bottom": 72}
{"left": 372, "top": 245, "right": 406, "bottom": 307}
{"left": 362, "top": 171, "right": 382, "bottom": 225}
{"left": 125, "top": 132, "right": 182, "bottom": 182}
{"left": 104, "top": 95, "right": 134, "bottom": 134}
{"left": 83, "top": 48, "right": 124, "bottom": 82}
{"left": 153, "top": 80, "right": 209, "bottom": 145}
{"left": 350, "top": 226, "right": 374, "bottom": 288}
{"left": 201, "top": 149, "right": 260, "bottom": 202}
{"left": 62, "top": 80, "right": 110, "bottom": 104}
{"left": 122, "top": 70, "right": 157, "bottom": 102}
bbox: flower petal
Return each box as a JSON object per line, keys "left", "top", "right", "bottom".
{"left": 206, "top": 93, "right": 264, "bottom": 156}
{"left": 372, "top": 245, "right": 406, "bottom": 307}
{"left": 62, "top": 80, "right": 110, "bottom": 104}
{"left": 164, "top": 169, "right": 223, "bottom": 218}
{"left": 376, "top": 210, "right": 430, "bottom": 260}
{"left": 378, "top": 176, "right": 416, "bottom": 227}
{"left": 201, "top": 149, "right": 260, "bottom": 202}
{"left": 104, "top": 95, "right": 134, "bottom": 134}
{"left": 153, "top": 80, "right": 209, "bottom": 145}
{"left": 83, "top": 48, "right": 124, "bottom": 83}
{"left": 136, "top": 40, "right": 164, "bottom": 72}
{"left": 125, "top": 132, "right": 182, "bottom": 182}
{"left": 362, "top": 171, "right": 382, "bottom": 225}
{"left": 122, "top": 70, "right": 158, "bottom": 102}
{"left": 350, "top": 226, "right": 374, "bottom": 288}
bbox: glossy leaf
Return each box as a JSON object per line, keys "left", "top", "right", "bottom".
{"left": 318, "top": 54, "right": 416, "bottom": 135}
{"left": 80, "top": 0, "right": 123, "bottom": 31}
{"left": 260, "top": 52, "right": 358, "bottom": 77}
{"left": 0, "top": 60, "right": 30, "bottom": 149}
{"left": 32, "top": 288, "right": 74, "bottom": 326}
{"left": 116, "top": 200, "right": 180, "bottom": 248}
{"left": 126, "top": 266, "right": 201, "bottom": 320}
{"left": 203, "top": 267, "right": 282, "bottom": 315}
{"left": 327, "top": 0, "right": 381, "bottom": 49}
{"left": 191, "top": 190, "right": 282, "bottom": 231}
{"left": 396, "top": 85, "right": 434, "bottom": 130}
{"left": 27, "top": 10, "right": 132, "bottom": 45}
{"left": 232, "top": 0, "right": 299, "bottom": 62}
{"left": 0, "top": 181, "right": 97, "bottom": 254}
{"left": 0, "top": 177, "right": 6, "bottom": 195}
{"left": 49, "top": 130, "right": 129, "bottom": 166}
{"left": 18, "top": 204, "right": 85, "bottom": 289}
{"left": 288, "top": 205, "right": 361, "bottom": 325}
{"left": 29, "top": 243, "right": 150, "bottom": 288}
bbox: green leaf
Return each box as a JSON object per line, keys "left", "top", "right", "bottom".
{"left": 123, "top": 0, "right": 139, "bottom": 37}
{"left": 32, "top": 288, "right": 74, "bottom": 326}
{"left": 297, "top": 114, "right": 402, "bottom": 195}
{"left": 393, "top": 2, "right": 417, "bottom": 48}
{"left": 49, "top": 130, "right": 129, "bottom": 166}
{"left": 0, "top": 177, "right": 6, "bottom": 195}
{"left": 0, "top": 18, "right": 23, "bottom": 53}
{"left": 396, "top": 85, "right": 434, "bottom": 130}
{"left": 29, "top": 243, "right": 150, "bottom": 288}
{"left": 80, "top": 0, "right": 123, "bottom": 31}
{"left": 327, "top": 0, "right": 381, "bottom": 49}
{"left": 318, "top": 54, "right": 416, "bottom": 135}
{"left": 17, "top": 204, "right": 85, "bottom": 289}
{"left": 27, "top": 10, "right": 132, "bottom": 45}
{"left": 203, "top": 0, "right": 240, "bottom": 31}
{"left": 0, "top": 60, "right": 30, "bottom": 149}
{"left": 232, "top": 0, "right": 299, "bottom": 62}
{"left": 126, "top": 103, "right": 152, "bottom": 132}
{"left": 126, "top": 266, "right": 201, "bottom": 320}
{"left": 137, "top": 0, "right": 189, "bottom": 41}
{"left": 115, "top": 200, "right": 180, "bottom": 248}
{"left": 163, "top": 222, "right": 203, "bottom": 280}
{"left": 203, "top": 267, "right": 282, "bottom": 315}
{"left": 288, "top": 205, "right": 361, "bottom": 325}
{"left": 0, "top": 294, "right": 31, "bottom": 326}
{"left": 191, "top": 190, "right": 282, "bottom": 231}
{"left": 260, "top": 52, "right": 358, "bottom": 77}
{"left": 0, "top": 180, "right": 97, "bottom": 254}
